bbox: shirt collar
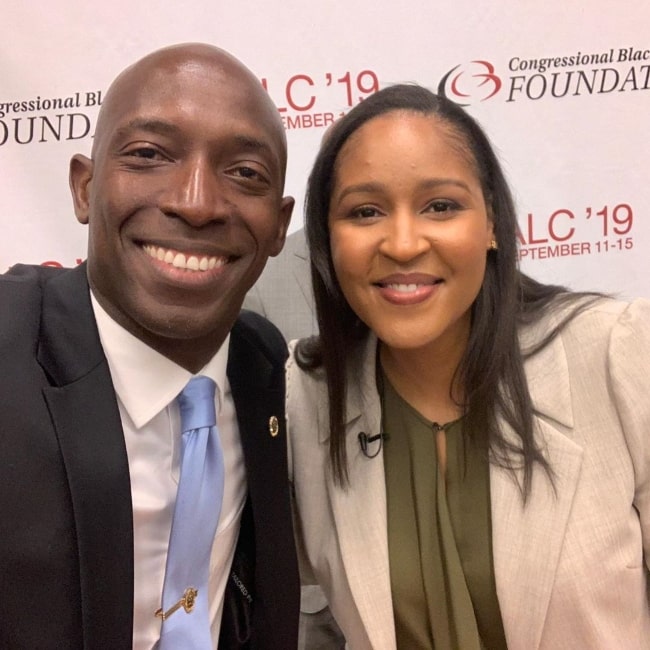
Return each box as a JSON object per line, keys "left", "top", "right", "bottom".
{"left": 91, "top": 293, "right": 230, "bottom": 429}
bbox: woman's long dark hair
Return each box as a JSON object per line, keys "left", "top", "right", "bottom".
{"left": 296, "top": 84, "right": 599, "bottom": 497}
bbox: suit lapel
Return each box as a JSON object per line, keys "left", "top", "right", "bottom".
{"left": 326, "top": 336, "right": 397, "bottom": 649}
{"left": 223, "top": 314, "right": 299, "bottom": 647}
{"left": 38, "top": 265, "right": 134, "bottom": 648}
{"left": 491, "top": 328, "right": 583, "bottom": 650}
{"left": 227, "top": 314, "right": 288, "bottom": 510}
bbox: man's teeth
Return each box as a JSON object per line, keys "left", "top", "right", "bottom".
{"left": 143, "top": 245, "right": 225, "bottom": 271}
{"left": 386, "top": 283, "right": 420, "bottom": 293}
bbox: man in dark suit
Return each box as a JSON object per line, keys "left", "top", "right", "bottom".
{"left": 0, "top": 43, "right": 298, "bottom": 649}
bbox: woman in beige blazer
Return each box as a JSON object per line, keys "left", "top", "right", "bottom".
{"left": 287, "top": 84, "right": 650, "bottom": 649}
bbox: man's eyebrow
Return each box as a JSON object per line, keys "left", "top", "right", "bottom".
{"left": 113, "top": 118, "right": 181, "bottom": 140}
{"left": 231, "top": 134, "right": 275, "bottom": 158}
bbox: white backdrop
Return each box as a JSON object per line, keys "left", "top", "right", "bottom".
{"left": 2, "top": 1, "right": 648, "bottom": 298}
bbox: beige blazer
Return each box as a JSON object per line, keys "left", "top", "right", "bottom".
{"left": 287, "top": 298, "right": 650, "bottom": 650}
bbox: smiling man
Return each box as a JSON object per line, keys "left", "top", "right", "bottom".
{"left": 0, "top": 43, "right": 298, "bottom": 649}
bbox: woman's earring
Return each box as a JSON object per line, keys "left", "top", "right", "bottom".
{"left": 489, "top": 239, "right": 498, "bottom": 250}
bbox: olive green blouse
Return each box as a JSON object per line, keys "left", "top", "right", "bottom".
{"left": 381, "top": 373, "right": 508, "bottom": 650}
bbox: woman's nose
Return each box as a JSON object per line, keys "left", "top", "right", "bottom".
{"left": 378, "top": 211, "right": 430, "bottom": 262}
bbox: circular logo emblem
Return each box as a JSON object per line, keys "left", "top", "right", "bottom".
{"left": 438, "top": 60, "right": 502, "bottom": 105}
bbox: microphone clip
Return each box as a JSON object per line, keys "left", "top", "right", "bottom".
{"left": 358, "top": 431, "right": 387, "bottom": 459}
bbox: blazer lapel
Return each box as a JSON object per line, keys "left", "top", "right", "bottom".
{"left": 323, "top": 326, "right": 583, "bottom": 650}
{"left": 326, "top": 336, "right": 397, "bottom": 649}
{"left": 492, "top": 328, "right": 583, "bottom": 650}
{"left": 38, "top": 265, "right": 134, "bottom": 648}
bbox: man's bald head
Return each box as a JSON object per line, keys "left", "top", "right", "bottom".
{"left": 92, "top": 43, "right": 287, "bottom": 174}
{"left": 69, "top": 42, "right": 293, "bottom": 371}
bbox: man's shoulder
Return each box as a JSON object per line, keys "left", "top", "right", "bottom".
{"left": 0, "top": 264, "right": 59, "bottom": 335}
{"left": 0, "top": 264, "right": 89, "bottom": 354}
{"left": 232, "top": 309, "right": 288, "bottom": 364}
{"left": 1, "top": 262, "right": 82, "bottom": 308}
{"left": 2, "top": 262, "right": 64, "bottom": 287}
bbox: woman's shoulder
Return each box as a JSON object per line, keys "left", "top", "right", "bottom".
{"left": 286, "top": 333, "right": 379, "bottom": 422}
{"left": 519, "top": 295, "right": 649, "bottom": 350}
{"left": 287, "top": 334, "right": 378, "bottom": 382}
{"left": 286, "top": 338, "right": 329, "bottom": 419}
{"left": 287, "top": 337, "right": 326, "bottom": 382}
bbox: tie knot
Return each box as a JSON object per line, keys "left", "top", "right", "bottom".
{"left": 177, "top": 375, "right": 217, "bottom": 432}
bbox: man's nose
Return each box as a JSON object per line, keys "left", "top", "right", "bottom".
{"left": 160, "top": 157, "right": 227, "bottom": 226}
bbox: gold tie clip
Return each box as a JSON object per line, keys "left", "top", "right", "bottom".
{"left": 155, "top": 587, "right": 198, "bottom": 620}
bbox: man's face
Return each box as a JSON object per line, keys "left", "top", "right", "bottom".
{"left": 70, "top": 48, "right": 293, "bottom": 370}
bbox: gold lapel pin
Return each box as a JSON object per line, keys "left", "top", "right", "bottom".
{"left": 269, "top": 415, "right": 279, "bottom": 437}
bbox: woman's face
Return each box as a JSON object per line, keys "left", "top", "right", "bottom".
{"left": 328, "top": 110, "right": 493, "bottom": 357}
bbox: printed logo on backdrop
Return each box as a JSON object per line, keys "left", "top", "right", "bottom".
{"left": 1, "top": 71, "right": 381, "bottom": 141}
{"left": 516, "top": 202, "right": 636, "bottom": 264}
{"left": 437, "top": 61, "right": 502, "bottom": 105}
{"left": 435, "top": 49, "right": 645, "bottom": 265}
{"left": 0, "top": 91, "right": 102, "bottom": 147}
{"left": 437, "top": 45, "right": 650, "bottom": 104}
{"left": 261, "top": 70, "right": 379, "bottom": 130}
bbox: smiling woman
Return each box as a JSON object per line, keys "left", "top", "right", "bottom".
{"left": 328, "top": 111, "right": 493, "bottom": 419}
{"left": 287, "top": 84, "right": 650, "bottom": 649}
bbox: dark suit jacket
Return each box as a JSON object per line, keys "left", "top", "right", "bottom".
{"left": 0, "top": 263, "right": 299, "bottom": 649}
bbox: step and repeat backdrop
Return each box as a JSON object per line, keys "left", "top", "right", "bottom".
{"left": 2, "top": 1, "right": 648, "bottom": 298}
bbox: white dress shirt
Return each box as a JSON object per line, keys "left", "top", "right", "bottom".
{"left": 92, "top": 295, "right": 247, "bottom": 650}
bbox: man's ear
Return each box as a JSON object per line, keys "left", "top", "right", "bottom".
{"left": 69, "top": 154, "right": 94, "bottom": 224}
{"left": 270, "top": 196, "right": 295, "bottom": 257}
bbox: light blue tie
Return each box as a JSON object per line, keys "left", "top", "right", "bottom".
{"left": 157, "top": 375, "right": 224, "bottom": 649}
